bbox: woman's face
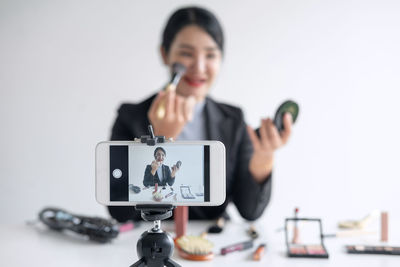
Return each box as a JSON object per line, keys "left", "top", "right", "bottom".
{"left": 162, "top": 25, "right": 222, "bottom": 101}
{"left": 155, "top": 149, "right": 165, "bottom": 163}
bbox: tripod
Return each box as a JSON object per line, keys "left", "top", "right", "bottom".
{"left": 131, "top": 126, "right": 180, "bottom": 267}
{"left": 130, "top": 205, "right": 180, "bottom": 267}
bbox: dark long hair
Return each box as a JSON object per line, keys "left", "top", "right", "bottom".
{"left": 161, "top": 6, "right": 224, "bottom": 54}
{"left": 154, "top": 147, "right": 166, "bottom": 158}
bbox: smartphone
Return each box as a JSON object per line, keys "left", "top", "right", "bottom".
{"left": 96, "top": 140, "right": 226, "bottom": 206}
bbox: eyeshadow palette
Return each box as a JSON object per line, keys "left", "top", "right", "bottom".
{"left": 288, "top": 244, "right": 329, "bottom": 258}
{"left": 285, "top": 218, "right": 329, "bottom": 259}
{"left": 346, "top": 245, "right": 400, "bottom": 255}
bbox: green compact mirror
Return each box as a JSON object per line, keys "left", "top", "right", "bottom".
{"left": 274, "top": 100, "right": 299, "bottom": 132}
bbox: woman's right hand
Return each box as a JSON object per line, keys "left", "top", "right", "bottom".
{"left": 148, "top": 90, "right": 196, "bottom": 139}
{"left": 151, "top": 160, "right": 159, "bottom": 175}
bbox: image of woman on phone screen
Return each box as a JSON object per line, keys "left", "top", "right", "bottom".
{"left": 108, "top": 6, "right": 293, "bottom": 221}
{"left": 143, "top": 147, "right": 179, "bottom": 187}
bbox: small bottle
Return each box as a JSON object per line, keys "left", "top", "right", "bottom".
{"left": 153, "top": 183, "right": 158, "bottom": 193}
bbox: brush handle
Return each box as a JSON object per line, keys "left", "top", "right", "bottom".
{"left": 156, "top": 83, "right": 177, "bottom": 119}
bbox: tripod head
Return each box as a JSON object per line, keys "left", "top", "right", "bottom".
{"left": 131, "top": 205, "right": 180, "bottom": 267}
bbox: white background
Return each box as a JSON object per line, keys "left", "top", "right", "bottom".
{"left": 1, "top": 0, "right": 400, "bottom": 230}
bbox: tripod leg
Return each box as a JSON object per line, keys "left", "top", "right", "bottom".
{"left": 130, "top": 257, "right": 146, "bottom": 267}
{"left": 164, "top": 258, "right": 182, "bottom": 267}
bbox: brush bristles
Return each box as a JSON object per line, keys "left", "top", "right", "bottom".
{"left": 176, "top": 235, "right": 213, "bottom": 255}
{"left": 172, "top": 62, "right": 186, "bottom": 75}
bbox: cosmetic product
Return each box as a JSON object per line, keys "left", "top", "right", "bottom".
{"left": 119, "top": 221, "right": 135, "bottom": 232}
{"left": 208, "top": 217, "right": 225, "bottom": 234}
{"left": 221, "top": 240, "right": 254, "bottom": 255}
{"left": 152, "top": 191, "right": 163, "bottom": 202}
{"left": 346, "top": 245, "right": 400, "bottom": 255}
{"left": 247, "top": 225, "right": 259, "bottom": 239}
{"left": 323, "top": 230, "right": 377, "bottom": 238}
{"left": 288, "top": 244, "right": 329, "bottom": 258}
{"left": 153, "top": 183, "right": 158, "bottom": 193}
{"left": 285, "top": 218, "right": 329, "bottom": 259}
{"left": 338, "top": 210, "right": 379, "bottom": 229}
{"left": 256, "top": 100, "right": 299, "bottom": 136}
{"left": 165, "top": 191, "right": 174, "bottom": 198}
{"left": 174, "top": 206, "right": 188, "bottom": 239}
{"left": 273, "top": 100, "right": 299, "bottom": 132}
{"left": 156, "top": 62, "right": 186, "bottom": 119}
{"left": 252, "top": 243, "right": 266, "bottom": 261}
{"left": 381, "top": 211, "right": 388, "bottom": 242}
{"left": 175, "top": 235, "right": 214, "bottom": 261}
{"left": 129, "top": 184, "right": 141, "bottom": 194}
{"left": 292, "top": 207, "right": 299, "bottom": 244}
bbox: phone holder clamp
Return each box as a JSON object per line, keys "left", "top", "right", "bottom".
{"left": 140, "top": 125, "right": 165, "bottom": 146}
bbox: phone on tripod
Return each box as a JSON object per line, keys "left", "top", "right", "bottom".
{"left": 95, "top": 140, "right": 226, "bottom": 206}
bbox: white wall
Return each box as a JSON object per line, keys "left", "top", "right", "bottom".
{"left": 1, "top": 0, "right": 399, "bottom": 227}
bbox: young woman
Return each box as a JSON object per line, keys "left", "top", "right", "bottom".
{"left": 108, "top": 6, "right": 292, "bottom": 221}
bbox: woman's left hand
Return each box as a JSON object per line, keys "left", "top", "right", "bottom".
{"left": 247, "top": 113, "right": 293, "bottom": 183}
{"left": 171, "top": 165, "right": 179, "bottom": 178}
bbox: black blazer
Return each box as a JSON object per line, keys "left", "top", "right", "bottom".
{"left": 143, "top": 164, "right": 175, "bottom": 187}
{"left": 108, "top": 94, "right": 272, "bottom": 221}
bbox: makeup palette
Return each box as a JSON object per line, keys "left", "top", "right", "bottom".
{"left": 346, "top": 245, "right": 400, "bottom": 255}
{"left": 288, "top": 244, "right": 329, "bottom": 258}
{"left": 285, "top": 218, "right": 329, "bottom": 259}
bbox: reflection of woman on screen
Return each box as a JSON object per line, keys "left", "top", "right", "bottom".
{"left": 143, "top": 147, "right": 179, "bottom": 186}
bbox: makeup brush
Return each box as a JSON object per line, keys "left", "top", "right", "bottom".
{"left": 338, "top": 210, "right": 379, "bottom": 229}
{"left": 156, "top": 62, "right": 187, "bottom": 119}
{"left": 175, "top": 235, "right": 214, "bottom": 261}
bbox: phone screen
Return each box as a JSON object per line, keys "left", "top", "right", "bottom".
{"left": 109, "top": 144, "right": 210, "bottom": 203}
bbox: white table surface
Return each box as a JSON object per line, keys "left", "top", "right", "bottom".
{"left": 1, "top": 219, "right": 399, "bottom": 267}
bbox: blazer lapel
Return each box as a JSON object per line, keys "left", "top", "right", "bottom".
{"left": 205, "top": 98, "right": 234, "bottom": 146}
{"left": 131, "top": 94, "right": 155, "bottom": 137}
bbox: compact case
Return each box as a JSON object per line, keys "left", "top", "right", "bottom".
{"left": 285, "top": 218, "right": 329, "bottom": 259}
{"left": 346, "top": 245, "right": 400, "bottom": 255}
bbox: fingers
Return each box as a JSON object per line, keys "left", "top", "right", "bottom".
{"left": 147, "top": 90, "right": 196, "bottom": 139}
{"left": 164, "top": 90, "right": 176, "bottom": 120}
{"left": 265, "top": 119, "right": 281, "bottom": 149}
{"left": 247, "top": 125, "right": 261, "bottom": 150}
{"left": 259, "top": 119, "right": 270, "bottom": 148}
{"left": 148, "top": 91, "right": 166, "bottom": 120}
{"left": 280, "top": 113, "right": 292, "bottom": 144}
{"left": 258, "top": 118, "right": 285, "bottom": 150}
{"left": 151, "top": 160, "right": 158, "bottom": 171}
{"left": 174, "top": 96, "right": 184, "bottom": 123}
{"left": 151, "top": 90, "right": 194, "bottom": 123}
{"left": 152, "top": 160, "right": 159, "bottom": 166}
